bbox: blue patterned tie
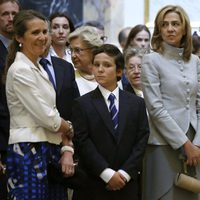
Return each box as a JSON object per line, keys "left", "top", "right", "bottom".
{"left": 39, "top": 58, "right": 56, "bottom": 90}
{"left": 108, "top": 93, "right": 118, "bottom": 130}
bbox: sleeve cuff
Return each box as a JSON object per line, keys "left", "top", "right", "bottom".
{"left": 118, "top": 169, "right": 131, "bottom": 182}
{"left": 100, "top": 168, "right": 115, "bottom": 183}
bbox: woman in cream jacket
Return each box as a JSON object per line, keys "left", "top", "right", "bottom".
{"left": 5, "top": 10, "right": 73, "bottom": 200}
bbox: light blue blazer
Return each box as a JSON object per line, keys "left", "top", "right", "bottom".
{"left": 141, "top": 43, "right": 200, "bottom": 149}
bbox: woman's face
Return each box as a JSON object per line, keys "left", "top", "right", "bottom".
{"left": 51, "top": 16, "right": 70, "bottom": 47}
{"left": 18, "top": 18, "right": 48, "bottom": 63}
{"left": 160, "top": 11, "right": 185, "bottom": 47}
{"left": 131, "top": 30, "right": 150, "bottom": 48}
{"left": 69, "top": 37, "right": 93, "bottom": 74}
{"left": 125, "top": 55, "right": 142, "bottom": 89}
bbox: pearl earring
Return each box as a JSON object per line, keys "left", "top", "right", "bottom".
{"left": 19, "top": 43, "right": 22, "bottom": 47}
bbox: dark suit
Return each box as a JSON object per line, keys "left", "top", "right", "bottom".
{"left": 50, "top": 56, "right": 79, "bottom": 120}
{"left": 0, "top": 40, "right": 9, "bottom": 155}
{"left": 72, "top": 87, "right": 149, "bottom": 200}
{"left": 0, "top": 39, "right": 9, "bottom": 200}
{"left": 124, "top": 83, "right": 136, "bottom": 95}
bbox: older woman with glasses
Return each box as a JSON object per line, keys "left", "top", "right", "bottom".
{"left": 124, "top": 47, "right": 147, "bottom": 97}
{"left": 68, "top": 26, "right": 103, "bottom": 95}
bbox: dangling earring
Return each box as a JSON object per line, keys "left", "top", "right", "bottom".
{"left": 19, "top": 43, "right": 22, "bottom": 47}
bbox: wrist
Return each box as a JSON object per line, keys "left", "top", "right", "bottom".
{"left": 64, "top": 120, "right": 74, "bottom": 138}
{"left": 61, "top": 145, "right": 74, "bottom": 155}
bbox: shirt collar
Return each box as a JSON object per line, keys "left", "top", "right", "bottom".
{"left": 98, "top": 85, "right": 119, "bottom": 101}
{"left": 40, "top": 52, "right": 53, "bottom": 66}
{"left": 0, "top": 34, "right": 11, "bottom": 48}
{"left": 45, "top": 53, "right": 53, "bottom": 65}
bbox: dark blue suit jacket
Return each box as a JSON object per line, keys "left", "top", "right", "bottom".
{"left": 51, "top": 56, "right": 79, "bottom": 120}
{"left": 0, "top": 40, "right": 9, "bottom": 153}
{"left": 72, "top": 87, "right": 149, "bottom": 200}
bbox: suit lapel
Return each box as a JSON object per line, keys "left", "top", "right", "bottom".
{"left": 92, "top": 88, "right": 116, "bottom": 137}
{"left": 0, "top": 40, "right": 7, "bottom": 58}
{"left": 51, "top": 57, "right": 64, "bottom": 94}
{"left": 117, "top": 89, "right": 130, "bottom": 141}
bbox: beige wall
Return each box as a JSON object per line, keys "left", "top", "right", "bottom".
{"left": 83, "top": 0, "right": 145, "bottom": 46}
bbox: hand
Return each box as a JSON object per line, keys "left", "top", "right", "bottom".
{"left": 0, "top": 161, "right": 6, "bottom": 174}
{"left": 59, "top": 119, "right": 74, "bottom": 139}
{"left": 184, "top": 140, "right": 200, "bottom": 166}
{"left": 60, "top": 151, "right": 75, "bottom": 177}
{"left": 65, "top": 120, "right": 74, "bottom": 139}
{"left": 106, "top": 172, "right": 126, "bottom": 191}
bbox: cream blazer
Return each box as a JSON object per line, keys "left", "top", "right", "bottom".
{"left": 141, "top": 44, "right": 200, "bottom": 149}
{"left": 6, "top": 52, "right": 62, "bottom": 145}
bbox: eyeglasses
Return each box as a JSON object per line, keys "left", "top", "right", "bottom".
{"left": 127, "top": 64, "right": 142, "bottom": 72}
{"left": 68, "top": 47, "right": 92, "bottom": 55}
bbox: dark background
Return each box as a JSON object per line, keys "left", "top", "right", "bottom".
{"left": 18, "top": 0, "right": 83, "bottom": 27}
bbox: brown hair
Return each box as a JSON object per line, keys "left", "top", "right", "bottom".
{"left": 49, "top": 12, "right": 75, "bottom": 33}
{"left": 151, "top": 5, "right": 192, "bottom": 61}
{"left": 124, "top": 24, "right": 151, "bottom": 51}
{"left": 192, "top": 35, "right": 200, "bottom": 55}
{"left": 4, "top": 10, "right": 47, "bottom": 80}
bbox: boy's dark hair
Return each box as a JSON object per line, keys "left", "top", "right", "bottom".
{"left": 93, "top": 44, "right": 124, "bottom": 70}
{"left": 93, "top": 44, "right": 124, "bottom": 81}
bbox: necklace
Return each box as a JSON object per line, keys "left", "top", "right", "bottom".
{"left": 78, "top": 71, "right": 95, "bottom": 81}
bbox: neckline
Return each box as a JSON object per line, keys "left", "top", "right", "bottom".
{"left": 78, "top": 70, "right": 95, "bottom": 81}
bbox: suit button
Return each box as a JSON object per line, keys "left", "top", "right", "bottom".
{"left": 186, "top": 105, "right": 189, "bottom": 109}
{"left": 186, "top": 97, "right": 190, "bottom": 102}
{"left": 187, "top": 89, "right": 190, "bottom": 93}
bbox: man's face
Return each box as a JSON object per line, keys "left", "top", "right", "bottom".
{"left": 0, "top": 1, "right": 19, "bottom": 38}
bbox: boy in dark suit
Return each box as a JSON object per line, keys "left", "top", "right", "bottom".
{"left": 72, "top": 44, "right": 149, "bottom": 200}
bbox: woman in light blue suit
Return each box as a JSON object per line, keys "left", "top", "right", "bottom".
{"left": 141, "top": 5, "right": 200, "bottom": 200}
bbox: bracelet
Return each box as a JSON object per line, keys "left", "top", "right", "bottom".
{"left": 61, "top": 145, "right": 74, "bottom": 155}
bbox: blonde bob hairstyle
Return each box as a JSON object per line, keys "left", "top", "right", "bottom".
{"left": 68, "top": 26, "right": 103, "bottom": 49}
{"left": 151, "top": 5, "right": 192, "bottom": 62}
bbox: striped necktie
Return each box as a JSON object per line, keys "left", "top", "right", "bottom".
{"left": 108, "top": 93, "right": 118, "bottom": 130}
{"left": 39, "top": 58, "right": 56, "bottom": 90}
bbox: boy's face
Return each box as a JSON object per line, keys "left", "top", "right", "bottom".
{"left": 93, "top": 52, "right": 123, "bottom": 91}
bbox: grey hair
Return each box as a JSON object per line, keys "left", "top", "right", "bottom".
{"left": 68, "top": 25, "right": 103, "bottom": 48}
{"left": 124, "top": 47, "right": 147, "bottom": 65}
